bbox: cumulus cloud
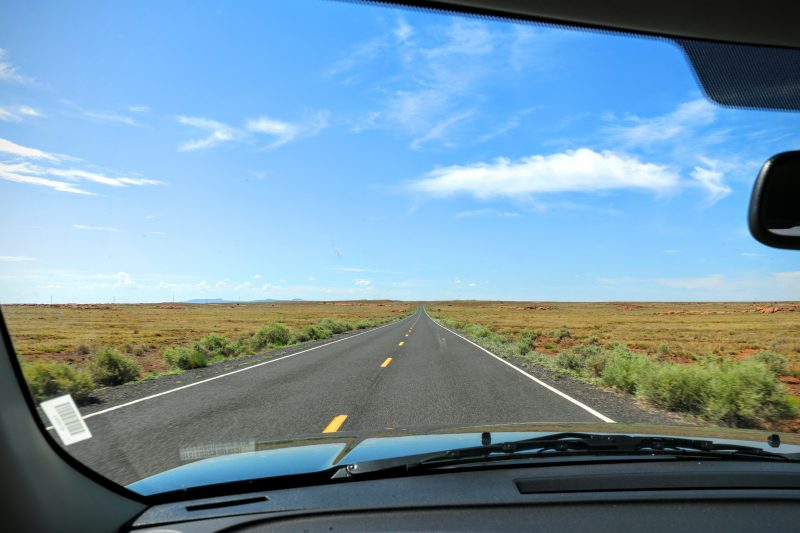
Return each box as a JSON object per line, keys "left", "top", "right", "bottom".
{"left": 355, "top": 279, "right": 371, "bottom": 286}
{"left": 412, "top": 148, "right": 679, "bottom": 199}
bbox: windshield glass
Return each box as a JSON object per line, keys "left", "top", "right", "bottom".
{"left": 2, "top": 0, "right": 800, "bottom": 493}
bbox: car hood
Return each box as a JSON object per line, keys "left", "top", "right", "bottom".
{"left": 127, "top": 422, "right": 800, "bottom": 496}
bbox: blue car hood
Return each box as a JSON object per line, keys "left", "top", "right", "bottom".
{"left": 128, "top": 422, "right": 800, "bottom": 496}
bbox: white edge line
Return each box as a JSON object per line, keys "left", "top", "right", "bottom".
{"left": 46, "top": 312, "right": 420, "bottom": 430}
{"left": 424, "top": 308, "right": 615, "bottom": 424}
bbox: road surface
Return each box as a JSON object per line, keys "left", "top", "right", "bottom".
{"left": 58, "top": 307, "right": 644, "bottom": 485}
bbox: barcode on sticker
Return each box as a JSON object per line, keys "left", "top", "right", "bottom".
{"left": 40, "top": 394, "right": 92, "bottom": 445}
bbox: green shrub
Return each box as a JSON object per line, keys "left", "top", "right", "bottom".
{"left": 752, "top": 351, "right": 788, "bottom": 375}
{"left": 554, "top": 326, "right": 572, "bottom": 343}
{"left": 199, "top": 333, "right": 235, "bottom": 357}
{"left": 637, "top": 363, "right": 710, "bottom": 414}
{"left": 22, "top": 360, "right": 95, "bottom": 403}
{"left": 515, "top": 330, "right": 540, "bottom": 355}
{"left": 464, "top": 323, "right": 493, "bottom": 339}
{"left": 251, "top": 323, "right": 292, "bottom": 351}
{"left": 441, "top": 319, "right": 464, "bottom": 329}
{"left": 703, "top": 360, "right": 797, "bottom": 427}
{"left": 317, "top": 318, "right": 353, "bottom": 335}
{"left": 164, "top": 346, "right": 208, "bottom": 369}
{"left": 355, "top": 319, "right": 375, "bottom": 329}
{"left": 657, "top": 342, "right": 674, "bottom": 356}
{"left": 295, "top": 324, "right": 333, "bottom": 342}
{"left": 230, "top": 337, "right": 253, "bottom": 357}
{"left": 88, "top": 348, "right": 141, "bottom": 386}
{"left": 555, "top": 344, "right": 608, "bottom": 376}
{"left": 600, "top": 348, "right": 653, "bottom": 394}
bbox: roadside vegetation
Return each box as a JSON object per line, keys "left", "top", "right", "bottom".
{"left": 11, "top": 302, "right": 413, "bottom": 403}
{"left": 432, "top": 307, "right": 800, "bottom": 430}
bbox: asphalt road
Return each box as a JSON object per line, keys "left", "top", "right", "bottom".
{"left": 59, "top": 307, "right": 639, "bottom": 485}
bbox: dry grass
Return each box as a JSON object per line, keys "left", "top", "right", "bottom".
{"left": 2, "top": 301, "right": 415, "bottom": 372}
{"left": 428, "top": 301, "right": 800, "bottom": 368}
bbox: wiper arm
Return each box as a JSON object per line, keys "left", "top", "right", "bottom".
{"left": 334, "top": 432, "right": 797, "bottom": 478}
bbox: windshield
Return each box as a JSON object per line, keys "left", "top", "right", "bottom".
{"left": 2, "top": 0, "right": 800, "bottom": 494}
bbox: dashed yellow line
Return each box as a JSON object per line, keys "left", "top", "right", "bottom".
{"left": 322, "top": 414, "right": 348, "bottom": 433}
{"left": 381, "top": 357, "right": 393, "bottom": 368}
{"left": 405, "top": 334, "right": 409, "bottom": 337}
{"left": 398, "top": 341, "right": 405, "bottom": 347}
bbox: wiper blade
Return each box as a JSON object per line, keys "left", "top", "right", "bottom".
{"left": 334, "top": 432, "right": 797, "bottom": 478}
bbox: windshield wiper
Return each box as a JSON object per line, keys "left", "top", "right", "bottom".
{"left": 333, "top": 432, "right": 799, "bottom": 479}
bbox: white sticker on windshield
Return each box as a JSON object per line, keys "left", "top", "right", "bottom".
{"left": 40, "top": 394, "right": 92, "bottom": 446}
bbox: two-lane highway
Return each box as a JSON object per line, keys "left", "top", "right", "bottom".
{"left": 61, "top": 307, "right": 616, "bottom": 485}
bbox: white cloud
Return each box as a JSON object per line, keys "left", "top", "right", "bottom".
{"left": 600, "top": 271, "right": 800, "bottom": 299}
{"left": 663, "top": 249, "right": 681, "bottom": 254}
{"left": 455, "top": 208, "right": 519, "bottom": 219}
{"left": 245, "top": 110, "right": 330, "bottom": 149}
{"left": 656, "top": 274, "right": 726, "bottom": 290}
{"left": 177, "top": 116, "right": 240, "bottom": 151}
{"left": 412, "top": 148, "right": 679, "bottom": 199}
{"left": 73, "top": 224, "right": 120, "bottom": 232}
{"left": 468, "top": 282, "right": 477, "bottom": 287}
{"left": 0, "top": 49, "right": 36, "bottom": 85}
{"left": 82, "top": 110, "right": 139, "bottom": 126}
{"left": 355, "top": 279, "right": 371, "bottom": 286}
{"left": 410, "top": 110, "right": 474, "bottom": 149}
{"left": 741, "top": 252, "right": 761, "bottom": 257}
{"left": 253, "top": 274, "right": 262, "bottom": 279}
{"left": 0, "top": 163, "right": 92, "bottom": 194}
{"left": 608, "top": 98, "right": 716, "bottom": 148}
{"left": 128, "top": 105, "right": 150, "bottom": 113}
{"left": 0, "top": 138, "right": 60, "bottom": 161}
{"left": 394, "top": 17, "right": 414, "bottom": 43}
{"left": 478, "top": 107, "right": 539, "bottom": 142}
{"left": 0, "top": 105, "right": 42, "bottom": 122}
{"left": 49, "top": 168, "right": 162, "bottom": 187}
{"left": 0, "top": 255, "right": 36, "bottom": 262}
{"left": 0, "top": 139, "right": 163, "bottom": 194}
{"left": 343, "top": 18, "right": 509, "bottom": 147}
{"left": 178, "top": 111, "right": 329, "bottom": 152}
{"left": 690, "top": 156, "right": 731, "bottom": 204}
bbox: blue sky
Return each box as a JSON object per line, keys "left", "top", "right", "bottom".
{"left": 1, "top": 0, "right": 799, "bottom": 303}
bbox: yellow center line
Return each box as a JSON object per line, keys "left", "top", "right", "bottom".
{"left": 381, "top": 357, "right": 392, "bottom": 368}
{"left": 405, "top": 334, "right": 409, "bottom": 337}
{"left": 398, "top": 341, "right": 405, "bottom": 346}
{"left": 322, "top": 414, "right": 348, "bottom": 433}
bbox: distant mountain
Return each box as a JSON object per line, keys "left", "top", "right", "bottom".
{"left": 183, "top": 298, "right": 302, "bottom": 303}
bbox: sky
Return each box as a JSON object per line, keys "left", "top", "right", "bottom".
{"left": 0, "top": 0, "right": 799, "bottom": 303}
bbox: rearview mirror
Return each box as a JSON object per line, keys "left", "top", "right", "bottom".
{"left": 749, "top": 151, "right": 800, "bottom": 250}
